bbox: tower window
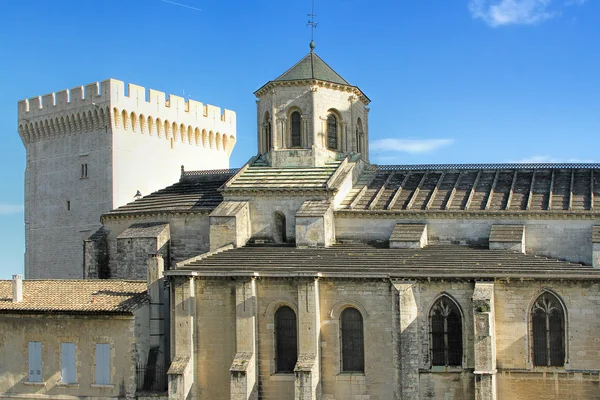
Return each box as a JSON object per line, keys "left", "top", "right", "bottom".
{"left": 291, "top": 111, "right": 301, "bottom": 147}
{"left": 532, "top": 292, "right": 565, "bottom": 367}
{"left": 430, "top": 296, "right": 462, "bottom": 366}
{"left": 81, "top": 163, "right": 88, "bottom": 178}
{"left": 327, "top": 114, "right": 338, "bottom": 150}
{"left": 275, "top": 306, "right": 297, "bottom": 372}
{"left": 66, "top": 201, "right": 71, "bottom": 211}
{"left": 340, "top": 307, "right": 364, "bottom": 372}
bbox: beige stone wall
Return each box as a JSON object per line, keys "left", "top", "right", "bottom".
{"left": 497, "top": 372, "right": 600, "bottom": 400}
{"left": 0, "top": 313, "right": 141, "bottom": 399}
{"left": 335, "top": 216, "right": 595, "bottom": 265}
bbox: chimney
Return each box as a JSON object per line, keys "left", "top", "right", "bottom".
{"left": 12, "top": 274, "right": 23, "bottom": 303}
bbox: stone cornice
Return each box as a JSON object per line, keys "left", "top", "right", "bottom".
{"left": 254, "top": 79, "right": 370, "bottom": 105}
{"left": 101, "top": 209, "right": 211, "bottom": 223}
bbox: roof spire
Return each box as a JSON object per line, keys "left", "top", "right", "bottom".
{"left": 307, "top": 0, "right": 318, "bottom": 52}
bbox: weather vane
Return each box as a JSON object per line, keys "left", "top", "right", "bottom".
{"left": 307, "top": 0, "right": 318, "bottom": 49}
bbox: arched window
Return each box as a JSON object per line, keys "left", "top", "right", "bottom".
{"left": 273, "top": 212, "right": 286, "bottom": 243}
{"left": 275, "top": 306, "right": 297, "bottom": 372}
{"left": 327, "top": 114, "right": 338, "bottom": 150}
{"left": 532, "top": 292, "right": 565, "bottom": 367}
{"left": 264, "top": 113, "right": 272, "bottom": 153}
{"left": 291, "top": 111, "right": 301, "bottom": 147}
{"left": 340, "top": 308, "right": 364, "bottom": 372}
{"left": 430, "top": 296, "right": 462, "bottom": 366}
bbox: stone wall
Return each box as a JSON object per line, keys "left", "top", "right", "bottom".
{"left": 0, "top": 313, "right": 141, "bottom": 399}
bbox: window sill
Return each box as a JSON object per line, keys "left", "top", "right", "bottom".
{"left": 91, "top": 384, "right": 114, "bottom": 388}
{"left": 335, "top": 372, "right": 366, "bottom": 381}
{"left": 56, "top": 382, "right": 79, "bottom": 387}
{"left": 425, "top": 366, "right": 465, "bottom": 373}
{"left": 270, "top": 373, "right": 295, "bottom": 381}
{"left": 23, "top": 381, "right": 45, "bottom": 386}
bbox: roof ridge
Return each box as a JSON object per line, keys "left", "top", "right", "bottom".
{"left": 378, "top": 163, "right": 600, "bottom": 171}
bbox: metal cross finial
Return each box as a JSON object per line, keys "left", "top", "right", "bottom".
{"left": 307, "top": 0, "right": 318, "bottom": 50}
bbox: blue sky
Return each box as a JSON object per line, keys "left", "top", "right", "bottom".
{"left": 0, "top": 0, "right": 599, "bottom": 279}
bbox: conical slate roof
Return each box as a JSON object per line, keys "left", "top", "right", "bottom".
{"left": 273, "top": 51, "right": 350, "bottom": 85}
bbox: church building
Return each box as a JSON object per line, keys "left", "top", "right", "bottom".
{"left": 32, "top": 43, "right": 600, "bottom": 399}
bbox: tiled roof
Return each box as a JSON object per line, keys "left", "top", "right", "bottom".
{"left": 177, "top": 243, "right": 600, "bottom": 279}
{"left": 105, "top": 170, "right": 235, "bottom": 217}
{"left": 340, "top": 165, "right": 600, "bottom": 213}
{"left": 224, "top": 160, "right": 342, "bottom": 191}
{"left": 0, "top": 280, "right": 147, "bottom": 314}
{"left": 273, "top": 52, "right": 350, "bottom": 85}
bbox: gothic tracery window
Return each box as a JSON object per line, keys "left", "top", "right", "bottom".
{"left": 291, "top": 111, "right": 301, "bottom": 147}
{"left": 532, "top": 292, "right": 565, "bottom": 367}
{"left": 327, "top": 114, "right": 338, "bottom": 150}
{"left": 430, "top": 297, "right": 462, "bottom": 366}
{"left": 275, "top": 306, "right": 297, "bottom": 372}
{"left": 340, "top": 307, "right": 364, "bottom": 372}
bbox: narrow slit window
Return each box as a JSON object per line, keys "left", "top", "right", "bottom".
{"left": 81, "top": 163, "right": 88, "bottom": 178}
{"left": 66, "top": 201, "right": 71, "bottom": 211}
{"left": 291, "top": 111, "right": 301, "bottom": 147}
{"left": 340, "top": 308, "right": 365, "bottom": 372}
{"left": 275, "top": 306, "right": 297, "bottom": 372}
{"left": 327, "top": 114, "right": 338, "bottom": 150}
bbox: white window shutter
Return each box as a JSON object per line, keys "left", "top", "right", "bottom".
{"left": 95, "top": 344, "right": 110, "bottom": 384}
{"left": 61, "top": 343, "right": 76, "bottom": 384}
{"left": 28, "top": 342, "right": 42, "bottom": 382}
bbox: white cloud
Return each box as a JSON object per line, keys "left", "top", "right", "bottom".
{"left": 0, "top": 204, "right": 24, "bottom": 215}
{"left": 370, "top": 138, "right": 454, "bottom": 154}
{"left": 469, "top": 0, "right": 556, "bottom": 27}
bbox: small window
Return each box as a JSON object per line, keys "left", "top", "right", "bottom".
{"left": 66, "top": 201, "right": 71, "bottom": 211}
{"left": 291, "top": 111, "right": 301, "bottom": 147}
{"left": 61, "top": 343, "right": 76, "bottom": 384}
{"left": 28, "top": 341, "right": 42, "bottom": 382}
{"left": 340, "top": 308, "right": 364, "bottom": 372}
{"left": 95, "top": 343, "right": 110, "bottom": 384}
{"left": 327, "top": 114, "right": 338, "bottom": 150}
{"left": 430, "top": 297, "right": 462, "bottom": 366}
{"left": 275, "top": 306, "right": 297, "bottom": 372}
{"left": 81, "top": 163, "right": 88, "bottom": 178}
{"left": 532, "top": 292, "right": 565, "bottom": 367}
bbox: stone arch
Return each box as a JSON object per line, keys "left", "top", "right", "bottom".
{"left": 121, "top": 110, "right": 128, "bottom": 130}
{"left": 172, "top": 122, "right": 178, "bottom": 141}
{"left": 227, "top": 135, "right": 236, "bottom": 155}
{"left": 86, "top": 110, "right": 93, "bottom": 131}
{"left": 93, "top": 109, "right": 100, "bottom": 130}
{"left": 194, "top": 128, "right": 200, "bottom": 145}
{"left": 164, "top": 120, "right": 171, "bottom": 139}
{"left": 131, "top": 112, "right": 138, "bottom": 132}
{"left": 156, "top": 118, "right": 162, "bottom": 137}
{"left": 147, "top": 116, "right": 154, "bottom": 136}
{"left": 202, "top": 129, "right": 207, "bottom": 148}
{"left": 527, "top": 289, "right": 568, "bottom": 367}
{"left": 209, "top": 131, "right": 215, "bottom": 149}
{"left": 222, "top": 134, "right": 228, "bottom": 152}
{"left": 113, "top": 108, "right": 119, "bottom": 128}
{"left": 180, "top": 123, "right": 186, "bottom": 143}
{"left": 77, "top": 113, "right": 84, "bottom": 132}
{"left": 139, "top": 114, "right": 145, "bottom": 133}
{"left": 187, "top": 126, "right": 193, "bottom": 145}
{"left": 69, "top": 114, "right": 76, "bottom": 134}
{"left": 263, "top": 299, "right": 299, "bottom": 319}
{"left": 216, "top": 132, "right": 222, "bottom": 150}
{"left": 330, "top": 300, "right": 369, "bottom": 320}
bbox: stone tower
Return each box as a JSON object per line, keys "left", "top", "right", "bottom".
{"left": 254, "top": 43, "right": 370, "bottom": 167}
{"left": 17, "top": 79, "right": 236, "bottom": 278}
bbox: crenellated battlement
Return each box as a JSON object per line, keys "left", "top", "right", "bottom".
{"left": 18, "top": 79, "right": 235, "bottom": 124}
{"left": 17, "top": 79, "right": 236, "bottom": 154}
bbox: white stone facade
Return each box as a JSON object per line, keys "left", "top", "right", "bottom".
{"left": 18, "top": 79, "right": 235, "bottom": 278}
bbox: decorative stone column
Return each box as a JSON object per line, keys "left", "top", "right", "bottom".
{"left": 392, "top": 281, "right": 420, "bottom": 400}
{"left": 473, "top": 282, "right": 497, "bottom": 400}
{"left": 295, "top": 278, "right": 321, "bottom": 400}
{"left": 168, "top": 276, "right": 196, "bottom": 400}
{"left": 230, "top": 279, "right": 258, "bottom": 400}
